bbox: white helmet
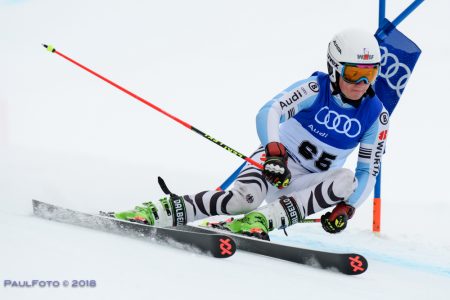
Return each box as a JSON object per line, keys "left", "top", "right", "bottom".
{"left": 327, "top": 29, "right": 381, "bottom": 84}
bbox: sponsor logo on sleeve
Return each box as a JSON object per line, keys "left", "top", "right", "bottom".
{"left": 378, "top": 130, "right": 388, "bottom": 140}
{"left": 301, "top": 87, "right": 307, "bottom": 95}
{"left": 288, "top": 107, "right": 296, "bottom": 119}
{"left": 379, "top": 112, "right": 389, "bottom": 125}
{"left": 308, "top": 81, "right": 319, "bottom": 93}
{"left": 279, "top": 90, "right": 303, "bottom": 110}
{"left": 372, "top": 141, "right": 385, "bottom": 177}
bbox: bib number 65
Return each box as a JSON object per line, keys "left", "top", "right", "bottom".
{"left": 298, "top": 141, "right": 336, "bottom": 171}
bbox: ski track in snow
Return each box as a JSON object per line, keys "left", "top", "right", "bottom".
{"left": 270, "top": 232, "right": 450, "bottom": 278}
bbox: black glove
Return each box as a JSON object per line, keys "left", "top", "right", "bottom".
{"left": 262, "top": 142, "right": 291, "bottom": 189}
{"left": 321, "top": 202, "right": 355, "bottom": 234}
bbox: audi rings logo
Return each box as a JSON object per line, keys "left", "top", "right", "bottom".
{"left": 379, "top": 46, "right": 412, "bottom": 98}
{"left": 315, "top": 106, "right": 361, "bottom": 138}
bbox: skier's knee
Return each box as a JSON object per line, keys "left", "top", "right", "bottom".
{"left": 331, "top": 168, "right": 357, "bottom": 199}
{"left": 226, "top": 189, "right": 265, "bottom": 215}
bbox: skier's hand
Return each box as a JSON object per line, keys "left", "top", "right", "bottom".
{"left": 321, "top": 202, "right": 355, "bottom": 234}
{"left": 262, "top": 142, "right": 291, "bottom": 189}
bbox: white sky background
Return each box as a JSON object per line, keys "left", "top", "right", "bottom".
{"left": 1, "top": 1, "right": 450, "bottom": 298}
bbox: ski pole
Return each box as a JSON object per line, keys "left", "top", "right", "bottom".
{"left": 300, "top": 218, "right": 320, "bottom": 223}
{"left": 44, "top": 44, "right": 321, "bottom": 225}
{"left": 42, "top": 44, "right": 264, "bottom": 170}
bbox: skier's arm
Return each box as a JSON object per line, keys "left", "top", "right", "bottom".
{"left": 347, "top": 107, "right": 390, "bottom": 208}
{"left": 256, "top": 76, "right": 320, "bottom": 146}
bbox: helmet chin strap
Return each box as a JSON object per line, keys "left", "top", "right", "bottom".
{"left": 328, "top": 62, "right": 343, "bottom": 96}
{"left": 329, "top": 72, "right": 347, "bottom": 98}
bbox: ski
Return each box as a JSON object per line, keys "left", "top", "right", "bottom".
{"left": 32, "top": 199, "right": 367, "bottom": 274}
{"left": 32, "top": 200, "right": 236, "bottom": 258}
{"left": 178, "top": 225, "right": 368, "bottom": 275}
{"left": 157, "top": 176, "right": 368, "bottom": 275}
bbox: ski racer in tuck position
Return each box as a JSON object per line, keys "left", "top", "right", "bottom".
{"left": 114, "top": 28, "right": 390, "bottom": 239}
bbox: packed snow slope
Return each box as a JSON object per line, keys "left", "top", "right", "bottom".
{"left": 1, "top": 0, "right": 450, "bottom": 299}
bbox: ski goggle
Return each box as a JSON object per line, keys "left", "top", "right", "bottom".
{"left": 341, "top": 63, "right": 379, "bottom": 84}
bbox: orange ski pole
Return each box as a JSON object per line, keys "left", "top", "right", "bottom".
{"left": 42, "top": 44, "right": 263, "bottom": 170}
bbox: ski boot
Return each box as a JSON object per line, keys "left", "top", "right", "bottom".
{"left": 104, "top": 195, "right": 187, "bottom": 227}
{"left": 113, "top": 201, "right": 159, "bottom": 225}
{"left": 206, "top": 211, "right": 271, "bottom": 240}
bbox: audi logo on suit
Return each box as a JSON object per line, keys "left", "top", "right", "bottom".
{"left": 314, "top": 106, "right": 362, "bottom": 138}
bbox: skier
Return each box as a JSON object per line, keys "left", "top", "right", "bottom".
{"left": 114, "top": 28, "right": 389, "bottom": 239}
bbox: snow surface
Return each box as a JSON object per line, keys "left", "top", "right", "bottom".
{"left": 1, "top": 0, "right": 450, "bottom": 299}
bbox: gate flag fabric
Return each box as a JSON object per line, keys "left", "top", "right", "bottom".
{"left": 375, "top": 20, "right": 422, "bottom": 115}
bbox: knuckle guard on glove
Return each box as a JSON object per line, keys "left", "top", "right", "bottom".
{"left": 320, "top": 202, "right": 355, "bottom": 234}
{"left": 263, "top": 142, "right": 291, "bottom": 189}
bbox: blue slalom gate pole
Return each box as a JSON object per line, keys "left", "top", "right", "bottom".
{"left": 373, "top": 0, "right": 424, "bottom": 232}
{"left": 216, "top": 162, "right": 246, "bottom": 191}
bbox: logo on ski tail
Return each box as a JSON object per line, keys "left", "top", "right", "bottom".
{"left": 349, "top": 255, "right": 366, "bottom": 273}
{"left": 219, "top": 238, "right": 234, "bottom": 256}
